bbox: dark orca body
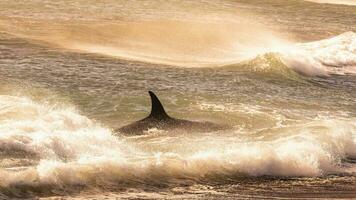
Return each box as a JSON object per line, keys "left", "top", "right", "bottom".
{"left": 117, "top": 91, "right": 230, "bottom": 135}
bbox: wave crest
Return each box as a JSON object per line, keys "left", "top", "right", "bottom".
{"left": 281, "top": 32, "right": 356, "bottom": 76}
{"left": 0, "top": 95, "right": 355, "bottom": 197}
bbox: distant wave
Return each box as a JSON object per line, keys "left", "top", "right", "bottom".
{"left": 0, "top": 17, "right": 288, "bottom": 68}
{"left": 280, "top": 32, "right": 356, "bottom": 76}
{"left": 71, "top": 31, "right": 356, "bottom": 76}
{"left": 306, "top": 0, "right": 356, "bottom": 6}
{"left": 0, "top": 15, "right": 355, "bottom": 76}
{"left": 226, "top": 32, "right": 356, "bottom": 77}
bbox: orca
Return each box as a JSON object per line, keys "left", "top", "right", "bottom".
{"left": 116, "top": 91, "right": 230, "bottom": 135}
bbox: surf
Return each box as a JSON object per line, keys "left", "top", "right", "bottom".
{"left": 223, "top": 32, "right": 356, "bottom": 77}
{"left": 306, "top": 0, "right": 356, "bottom": 6}
{"left": 0, "top": 93, "right": 355, "bottom": 197}
{"left": 0, "top": 0, "right": 356, "bottom": 198}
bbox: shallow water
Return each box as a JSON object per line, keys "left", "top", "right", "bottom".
{"left": 0, "top": 0, "right": 355, "bottom": 199}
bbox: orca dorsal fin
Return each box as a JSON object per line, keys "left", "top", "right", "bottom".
{"left": 148, "top": 91, "right": 170, "bottom": 120}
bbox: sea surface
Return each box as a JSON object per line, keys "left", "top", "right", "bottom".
{"left": 0, "top": 0, "right": 355, "bottom": 199}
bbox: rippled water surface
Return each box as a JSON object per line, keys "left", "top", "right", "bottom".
{"left": 0, "top": 0, "right": 355, "bottom": 199}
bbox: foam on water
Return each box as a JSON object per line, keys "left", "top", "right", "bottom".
{"left": 306, "top": 0, "right": 356, "bottom": 6}
{"left": 0, "top": 0, "right": 355, "bottom": 198}
{"left": 0, "top": 95, "right": 355, "bottom": 192}
{"left": 240, "top": 32, "right": 356, "bottom": 76}
{"left": 280, "top": 32, "right": 356, "bottom": 76}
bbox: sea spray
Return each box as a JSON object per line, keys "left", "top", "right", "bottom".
{"left": 0, "top": 95, "right": 355, "bottom": 194}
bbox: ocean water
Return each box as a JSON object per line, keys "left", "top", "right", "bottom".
{"left": 0, "top": 0, "right": 355, "bottom": 199}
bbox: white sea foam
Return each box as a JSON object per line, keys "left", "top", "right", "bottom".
{"left": 306, "top": 0, "right": 356, "bottom": 6}
{"left": 279, "top": 32, "right": 356, "bottom": 76}
{"left": 0, "top": 95, "right": 355, "bottom": 189}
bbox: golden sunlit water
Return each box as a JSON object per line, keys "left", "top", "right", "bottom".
{"left": 0, "top": 0, "right": 355, "bottom": 199}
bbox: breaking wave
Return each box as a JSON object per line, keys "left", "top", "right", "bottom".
{"left": 306, "top": 0, "right": 356, "bottom": 6}
{"left": 281, "top": 32, "right": 356, "bottom": 76}
{"left": 0, "top": 95, "right": 355, "bottom": 196}
{"left": 226, "top": 32, "right": 356, "bottom": 77}
{"left": 1, "top": 10, "right": 355, "bottom": 77}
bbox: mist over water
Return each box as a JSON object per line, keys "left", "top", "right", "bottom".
{"left": 0, "top": 3, "right": 286, "bottom": 67}
{"left": 0, "top": 0, "right": 356, "bottom": 199}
